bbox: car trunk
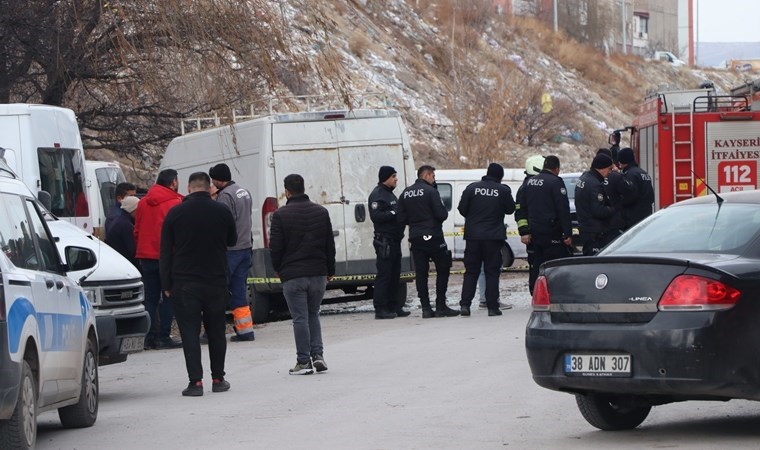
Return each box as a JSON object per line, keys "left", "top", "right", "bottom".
{"left": 543, "top": 256, "right": 690, "bottom": 324}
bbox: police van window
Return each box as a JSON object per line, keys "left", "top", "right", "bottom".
{"left": 37, "top": 147, "right": 89, "bottom": 218}
{"left": 95, "top": 167, "right": 126, "bottom": 219}
{"left": 437, "top": 183, "right": 452, "bottom": 211}
{"left": 26, "top": 199, "right": 59, "bottom": 272}
{"left": 0, "top": 193, "right": 40, "bottom": 270}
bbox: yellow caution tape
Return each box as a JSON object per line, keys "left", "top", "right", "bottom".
{"left": 247, "top": 265, "right": 529, "bottom": 284}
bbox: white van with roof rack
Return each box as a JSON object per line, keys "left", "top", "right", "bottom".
{"left": 160, "top": 96, "right": 416, "bottom": 322}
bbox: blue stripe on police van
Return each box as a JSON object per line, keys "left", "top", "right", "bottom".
{"left": 8, "top": 297, "right": 85, "bottom": 354}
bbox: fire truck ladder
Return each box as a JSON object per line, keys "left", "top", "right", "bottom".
{"left": 672, "top": 104, "right": 695, "bottom": 203}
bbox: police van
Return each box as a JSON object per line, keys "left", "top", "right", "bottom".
{"left": 160, "top": 106, "right": 417, "bottom": 322}
{"left": 435, "top": 168, "right": 525, "bottom": 267}
{"left": 0, "top": 159, "right": 100, "bottom": 449}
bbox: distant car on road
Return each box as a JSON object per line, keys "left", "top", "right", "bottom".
{"left": 525, "top": 189, "right": 760, "bottom": 430}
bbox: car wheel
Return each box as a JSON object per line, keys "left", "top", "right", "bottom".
{"left": 0, "top": 360, "right": 37, "bottom": 450}
{"left": 501, "top": 241, "right": 515, "bottom": 269}
{"left": 250, "top": 288, "right": 272, "bottom": 324}
{"left": 58, "top": 337, "right": 98, "bottom": 428}
{"left": 575, "top": 393, "right": 651, "bottom": 431}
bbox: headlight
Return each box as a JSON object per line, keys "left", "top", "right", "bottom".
{"left": 83, "top": 288, "right": 101, "bottom": 306}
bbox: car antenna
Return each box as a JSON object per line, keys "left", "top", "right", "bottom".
{"left": 691, "top": 170, "right": 723, "bottom": 206}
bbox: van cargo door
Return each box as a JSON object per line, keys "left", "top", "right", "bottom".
{"left": 272, "top": 121, "right": 348, "bottom": 274}
{"left": 337, "top": 117, "right": 408, "bottom": 275}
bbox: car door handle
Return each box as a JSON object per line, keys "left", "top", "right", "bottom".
{"left": 55, "top": 280, "right": 64, "bottom": 290}
{"left": 45, "top": 279, "right": 55, "bottom": 289}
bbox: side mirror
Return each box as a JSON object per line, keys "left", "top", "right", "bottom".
{"left": 38, "top": 190, "right": 52, "bottom": 211}
{"left": 65, "top": 246, "right": 97, "bottom": 272}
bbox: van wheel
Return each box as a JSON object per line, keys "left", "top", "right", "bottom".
{"left": 0, "top": 360, "right": 37, "bottom": 449}
{"left": 501, "top": 241, "right": 515, "bottom": 269}
{"left": 250, "top": 288, "right": 272, "bottom": 324}
{"left": 59, "top": 337, "right": 98, "bottom": 428}
{"left": 575, "top": 393, "right": 650, "bottom": 430}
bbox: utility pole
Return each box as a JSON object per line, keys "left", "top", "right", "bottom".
{"left": 621, "top": 0, "right": 627, "bottom": 55}
{"left": 553, "top": 0, "right": 558, "bottom": 33}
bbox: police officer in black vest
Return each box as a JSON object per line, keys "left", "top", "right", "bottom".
{"left": 515, "top": 155, "right": 545, "bottom": 295}
{"left": 457, "top": 163, "right": 516, "bottom": 317}
{"left": 575, "top": 153, "right": 618, "bottom": 255}
{"left": 618, "top": 147, "right": 654, "bottom": 230}
{"left": 397, "top": 165, "right": 459, "bottom": 319}
{"left": 369, "top": 166, "right": 410, "bottom": 319}
{"left": 522, "top": 155, "right": 573, "bottom": 293}
{"left": 597, "top": 148, "right": 634, "bottom": 235}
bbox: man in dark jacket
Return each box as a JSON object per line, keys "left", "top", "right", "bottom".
{"left": 457, "top": 163, "right": 516, "bottom": 317}
{"left": 522, "top": 155, "right": 573, "bottom": 293}
{"left": 160, "top": 172, "right": 237, "bottom": 397}
{"left": 369, "top": 165, "right": 409, "bottom": 319}
{"left": 397, "top": 165, "right": 458, "bottom": 318}
{"left": 210, "top": 163, "right": 255, "bottom": 341}
{"left": 270, "top": 174, "right": 336, "bottom": 375}
{"left": 515, "top": 155, "right": 544, "bottom": 294}
{"left": 105, "top": 195, "right": 139, "bottom": 270}
{"left": 618, "top": 147, "right": 654, "bottom": 230}
{"left": 575, "top": 154, "right": 618, "bottom": 255}
{"left": 597, "top": 148, "right": 634, "bottom": 234}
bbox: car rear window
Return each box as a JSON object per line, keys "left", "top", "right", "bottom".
{"left": 602, "top": 203, "right": 760, "bottom": 255}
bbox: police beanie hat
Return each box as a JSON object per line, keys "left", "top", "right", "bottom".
{"left": 525, "top": 155, "right": 545, "bottom": 176}
{"left": 378, "top": 165, "right": 396, "bottom": 183}
{"left": 618, "top": 147, "right": 635, "bottom": 164}
{"left": 591, "top": 154, "right": 614, "bottom": 170}
{"left": 209, "top": 163, "right": 231, "bottom": 182}
{"left": 120, "top": 196, "right": 139, "bottom": 214}
{"left": 486, "top": 163, "right": 504, "bottom": 181}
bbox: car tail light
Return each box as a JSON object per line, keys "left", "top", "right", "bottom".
{"left": 532, "top": 276, "right": 550, "bottom": 311}
{"left": 658, "top": 275, "right": 741, "bottom": 311}
{"left": 262, "top": 197, "right": 278, "bottom": 248}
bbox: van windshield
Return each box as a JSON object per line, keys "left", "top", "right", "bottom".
{"left": 95, "top": 166, "right": 127, "bottom": 218}
{"left": 37, "top": 147, "right": 89, "bottom": 218}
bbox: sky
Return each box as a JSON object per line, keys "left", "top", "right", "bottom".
{"left": 697, "top": 0, "right": 760, "bottom": 43}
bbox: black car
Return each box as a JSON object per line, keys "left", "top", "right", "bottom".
{"left": 525, "top": 190, "right": 760, "bottom": 430}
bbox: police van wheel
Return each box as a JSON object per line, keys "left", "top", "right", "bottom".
{"left": 58, "top": 337, "right": 98, "bottom": 428}
{"left": 0, "top": 360, "right": 37, "bottom": 450}
{"left": 250, "top": 289, "right": 272, "bottom": 324}
{"left": 501, "top": 242, "right": 515, "bottom": 269}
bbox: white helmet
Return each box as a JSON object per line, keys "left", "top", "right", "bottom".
{"left": 525, "top": 155, "right": 545, "bottom": 176}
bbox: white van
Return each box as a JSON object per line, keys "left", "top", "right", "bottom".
{"left": 161, "top": 108, "right": 416, "bottom": 322}
{"left": 0, "top": 104, "right": 148, "bottom": 365}
{"left": 0, "top": 167, "right": 99, "bottom": 449}
{"left": 435, "top": 169, "right": 525, "bottom": 267}
{"left": 85, "top": 160, "right": 128, "bottom": 239}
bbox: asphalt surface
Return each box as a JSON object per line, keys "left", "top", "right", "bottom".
{"left": 36, "top": 270, "right": 760, "bottom": 449}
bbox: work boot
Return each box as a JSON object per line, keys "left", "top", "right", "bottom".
{"left": 488, "top": 308, "right": 503, "bottom": 316}
{"left": 421, "top": 307, "right": 435, "bottom": 319}
{"left": 395, "top": 309, "right": 411, "bottom": 317}
{"left": 460, "top": 305, "right": 471, "bottom": 317}
{"left": 435, "top": 304, "right": 460, "bottom": 317}
{"left": 375, "top": 310, "right": 397, "bottom": 320}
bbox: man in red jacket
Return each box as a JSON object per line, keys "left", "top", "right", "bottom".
{"left": 135, "top": 169, "right": 184, "bottom": 349}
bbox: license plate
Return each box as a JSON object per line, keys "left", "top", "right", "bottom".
{"left": 564, "top": 354, "right": 631, "bottom": 377}
{"left": 120, "top": 336, "right": 144, "bottom": 353}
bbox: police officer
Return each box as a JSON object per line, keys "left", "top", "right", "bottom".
{"left": 457, "top": 163, "right": 515, "bottom": 317}
{"left": 515, "top": 155, "right": 544, "bottom": 294}
{"left": 521, "top": 155, "right": 573, "bottom": 293}
{"left": 397, "top": 165, "right": 458, "bottom": 319}
{"left": 617, "top": 147, "right": 654, "bottom": 230}
{"left": 369, "top": 166, "right": 410, "bottom": 319}
{"left": 575, "top": 154, "right": 618, "bottom": 256}
{"left": 596, "top": 148, "right": 634, "bottom": 235}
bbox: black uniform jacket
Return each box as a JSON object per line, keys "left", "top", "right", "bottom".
{"left": 397, "top": 178, "right": 448, "bottom": 239}
{"left": 457, "top": 175, "right": 516, "bottom": 240}
{"left": 621, "top": 164, "right": 655, "bottom": 229}
{"left": 522, "top": 169, "right": 573, "bottom": 243}
{"left": 575, "top": 169, "right": 617, "bottom": 235}
{"left": 515, "top": 176, "right": 531, "bottom": 236}
{"left": 603, "top": 170, "right": 634, "bottom": 232}
{"left": 269, "top": 194, "right": 336, "bottom": 282}
{"left": 369, "top": 183, "right": 405, "bottom": 241}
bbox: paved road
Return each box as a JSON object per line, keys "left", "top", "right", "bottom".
{"left": 37, "top": 273, "right": 760, "bottom": 449}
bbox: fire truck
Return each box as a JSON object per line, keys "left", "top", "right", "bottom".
{"left": 612, "top": 85, "right": 760, "bottom": 210}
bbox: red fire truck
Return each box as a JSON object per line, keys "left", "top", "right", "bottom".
{"left": 613, "top": 86, "right": 760, "bottom": 210}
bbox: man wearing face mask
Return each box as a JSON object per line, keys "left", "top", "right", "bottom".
{"left": 575, "top": 154, "right": 618, "bottom": 256}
